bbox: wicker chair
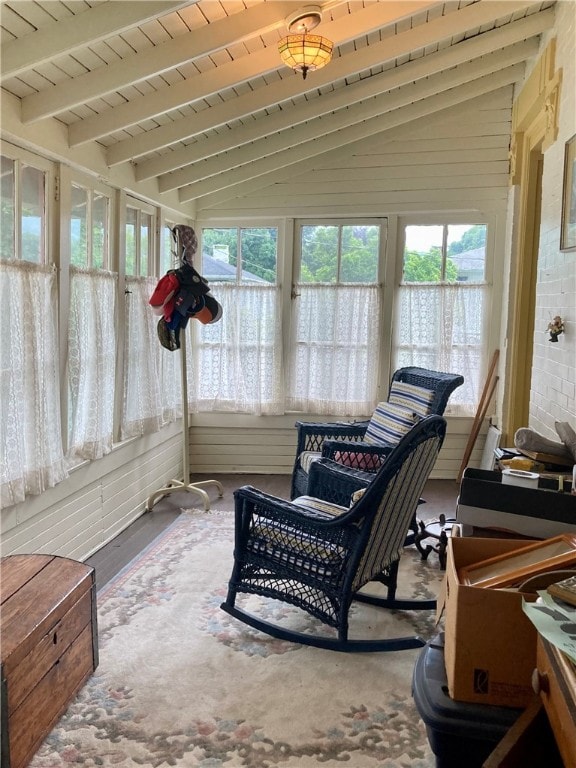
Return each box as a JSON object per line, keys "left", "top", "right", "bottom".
{"left": 220, "top": 415, "right": 446, "bottom": 652}
{"left": 290, "top": 366, "right": 464, "bottom": 501}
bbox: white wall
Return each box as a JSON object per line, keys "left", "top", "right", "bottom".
{"left": 530, "top": 1, "right": 576, "bottom": 437}
{"left": 1, "top": 423, "right": 183, "bottom": 559}
{"left": 187, "top": 413, "right": 486, "bottom": 481}
{"left": 197, "top": 88, "right": 513, "bottom": 219}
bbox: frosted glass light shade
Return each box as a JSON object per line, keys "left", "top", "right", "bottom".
{"left": 278, "top": 33, "right": 333, "bottom": 79}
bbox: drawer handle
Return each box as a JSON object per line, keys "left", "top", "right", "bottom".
{"left": 532, "top": 668, "right": 550, "bottom": 695}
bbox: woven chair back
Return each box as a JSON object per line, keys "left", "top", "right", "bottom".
{"left": 350, "top": 416, "right": 446, "bottom": 591}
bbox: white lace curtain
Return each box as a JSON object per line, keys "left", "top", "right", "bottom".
{"left": 394, "top": 283, "right": 487, "bottom": 415}
{"left": 287, "top": 284, "right": 380, "bottom": 416}
{"left": 1, "top": 260, "right": 68, "bottom": 506}
{"left": 123, "top": 276, "right": 182, "bottom": 439}
{"left": 191, "top": 283, "right": 284, "bottom": 415}
{"left": 68, "top": 266, "right": 117, "bottom": 459}
{"left": 122, "top": 276, "right": 163, "bottom": 439}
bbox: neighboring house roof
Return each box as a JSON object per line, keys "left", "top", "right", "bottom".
{"left": 201, "top": 253, "right": 266, "bottom": 283}
{"left": 449, "top": 247, "right": 486, "bottom": 273}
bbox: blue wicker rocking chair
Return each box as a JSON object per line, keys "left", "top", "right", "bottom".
{"left": 220, "top": 415, "right": 446, "bottom": 653}
{"left": 290, "top": 367, "right": 463, "bottom": 501}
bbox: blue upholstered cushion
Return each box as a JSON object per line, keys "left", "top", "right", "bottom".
{"left": 389, "top": 380, "right": 435, "bottom": 417}
{"left": 363, "top": 401, "right": 417, "bottom": 446}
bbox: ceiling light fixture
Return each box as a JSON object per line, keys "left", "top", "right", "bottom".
{"left": 278, "top": 6, "right": 333, "bottom": 80}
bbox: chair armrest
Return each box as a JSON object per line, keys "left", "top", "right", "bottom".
{"left": 307, "top": 459, "right": 375, "bottom": 506}
{"left": 322, "top": 439, "right": 394, "bottom": 472}
{"left": 234, "top": 485, "right": 348, "bottom": 526}
{"left": 294, "top": 420, "right": 369, "bottom": 455}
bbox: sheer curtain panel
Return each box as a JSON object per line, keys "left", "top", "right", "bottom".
{"left": 122, "top": 275, "right": 182, "bottom": 437}
{"left": 287, "top": 284, "right": 380, "bottom": 416}
{"left": 67, "top": 267, "right": 117, "bottom": 459}
{"left": 1, "top": 260, "right": 68, "bottom": 506}
{"left": 192, "top": 283, "right": 284, "bottom": 415}
{"left": 394, "top": 283, "right": 486, "bottom": 415}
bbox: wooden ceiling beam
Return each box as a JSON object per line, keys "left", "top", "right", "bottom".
{"left": 1, "top": 1, "right": 193, "bottom": 80}
{"left": 19, "top": 2, "right": 299, "bottom": 123}
{"left": 105, "top": 0, "right": 548, "bottom": 163}
{"left": 179, "top": 64, "right": 523, "bottom": 203}
{"left": 161, "top": 43, "right": 534, "bottom": 193}
{"left": 69, "top": 0, "right": 536, "bottom": 148}
{"left": 149, "top": 28, "right": 542, "bottom": 186}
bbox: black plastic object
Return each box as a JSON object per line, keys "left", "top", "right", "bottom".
{"left": 412, "top": 634, "right": 523, "bottom": 768}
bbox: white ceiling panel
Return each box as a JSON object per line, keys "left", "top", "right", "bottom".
{"left": 0, "top": 0, "right": 557, "bottom": 206}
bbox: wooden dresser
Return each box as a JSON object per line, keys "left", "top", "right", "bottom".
{"left": 534, "top": 636, "right": 576, "bottom": 768}
{"left": 484, "top": 636, "right": 576, "bottom": 768}
{"left": 1, "top": 554, "right": 99, "bottom": 768}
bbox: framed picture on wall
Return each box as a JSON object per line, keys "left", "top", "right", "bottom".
{"left": 560, "top": 134, "right": 576, "bottom": 251}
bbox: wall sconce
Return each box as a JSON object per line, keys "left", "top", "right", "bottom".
{"left": 547, "top": 315, "right": 565, "bottom": 342}
{"left": 278, "top": 6, "right": 333, "bottom": 80}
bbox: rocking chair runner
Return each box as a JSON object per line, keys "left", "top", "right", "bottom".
{"left": 220, "top": 415, "right": 446, "bottom": 652}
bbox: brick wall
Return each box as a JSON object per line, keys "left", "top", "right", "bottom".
{"left": 531, "top": 0, "right": 576, "bottom": 438}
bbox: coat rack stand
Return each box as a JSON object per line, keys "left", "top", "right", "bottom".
{"left": 146, "top": 326, "right": 223, "bottom": 512}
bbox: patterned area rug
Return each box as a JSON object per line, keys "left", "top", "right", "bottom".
{"left": 30, "top": 509, "right": 445, "bottom": 768}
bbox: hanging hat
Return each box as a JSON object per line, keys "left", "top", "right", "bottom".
{"left": 149, "top": 272, "right": 180, "bottom": 321}
{"left": 157, "top": 317, "right": 180, "bottom": 351}
{"left": 192, "top": 293, "right": 223, "bottom": 324}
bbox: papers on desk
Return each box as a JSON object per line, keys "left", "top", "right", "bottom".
{"left": 523, "top": 592, "right": 576, "bottom": 664}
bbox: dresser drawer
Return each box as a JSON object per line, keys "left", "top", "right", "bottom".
{"left": 1, "top": 555, "right": 98, "bottom": 768}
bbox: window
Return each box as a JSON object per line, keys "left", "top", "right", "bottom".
{"left": 1, "top": 149, "right": 67, "bottom": 506}
{"left": 197, "top": 226, "right": 283, "bottom": 414}
{"left": 125, "top": 201, "right": 154, "bottom": 277}
{"left": 395, "top": 223, "right": 489, "bottom": 414}
{"left": 70, "top": 184, "right": 110, "bottom": 268}
{"left": 67, "top": 269, "right": 117, "bottom": 459}
{"left": 122, "top": 199, "right": 164, "bottom": 437}
{"left": 1, "top": 154, "right": 48, "bottom": 263}
{"left": 161, "top": 221, "right": 176, "bottom": 274}
{"left": 288, "top": 221, "right": 384, "bottom": 415}
{"left": 67, "top": 179, "right": 116, "bottom": 460}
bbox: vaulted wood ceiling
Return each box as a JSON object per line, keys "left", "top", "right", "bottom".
{"left": 0, "top": 0, "right": 556, "bottom": 211}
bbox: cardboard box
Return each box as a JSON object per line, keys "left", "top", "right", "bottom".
{"left": 441, "top": 536, "right": 538, "bottom": 709}
{"left": 457, "top": 468, "right": 576, "bottom": 539}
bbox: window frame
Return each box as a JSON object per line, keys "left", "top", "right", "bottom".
{"left": 124, "top": 195, "right": 157, "bottom": 277}
{"left": 69, "top": 181, "right": 112, "bottom": 270}
{"left": 198, "top": 222, "right": 282, "bottom": 286}
{"left": 1, "top": 142, "right": 53, "bottom": 264}
{"left": 292, "top": 218, "right": 387, "bottom": 285}
{"left": 394, "top": 215, "right": 496, "bottom": 415}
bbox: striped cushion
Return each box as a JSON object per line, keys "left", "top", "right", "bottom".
{"left": 364, "top": 401, "right": 417, "bottom": 446}
{"left": 299, "top": 450, "right": 322, "bottom": 473}
{"left": 293, "top": 496, "right": 348, "bottom": 516}
{"left": 389, "top": 381, "right": 435, "bottom": 417}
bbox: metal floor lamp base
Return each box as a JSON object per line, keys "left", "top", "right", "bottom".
{"left": 146, "top": 325, "right": 224, "bottom": 513}
{"left": 146, "top": 477, "right": 224, "bottom": 512}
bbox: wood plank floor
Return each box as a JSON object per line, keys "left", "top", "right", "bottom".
{"left": 86, "top": 474, "right": 459, "bottom": 592}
